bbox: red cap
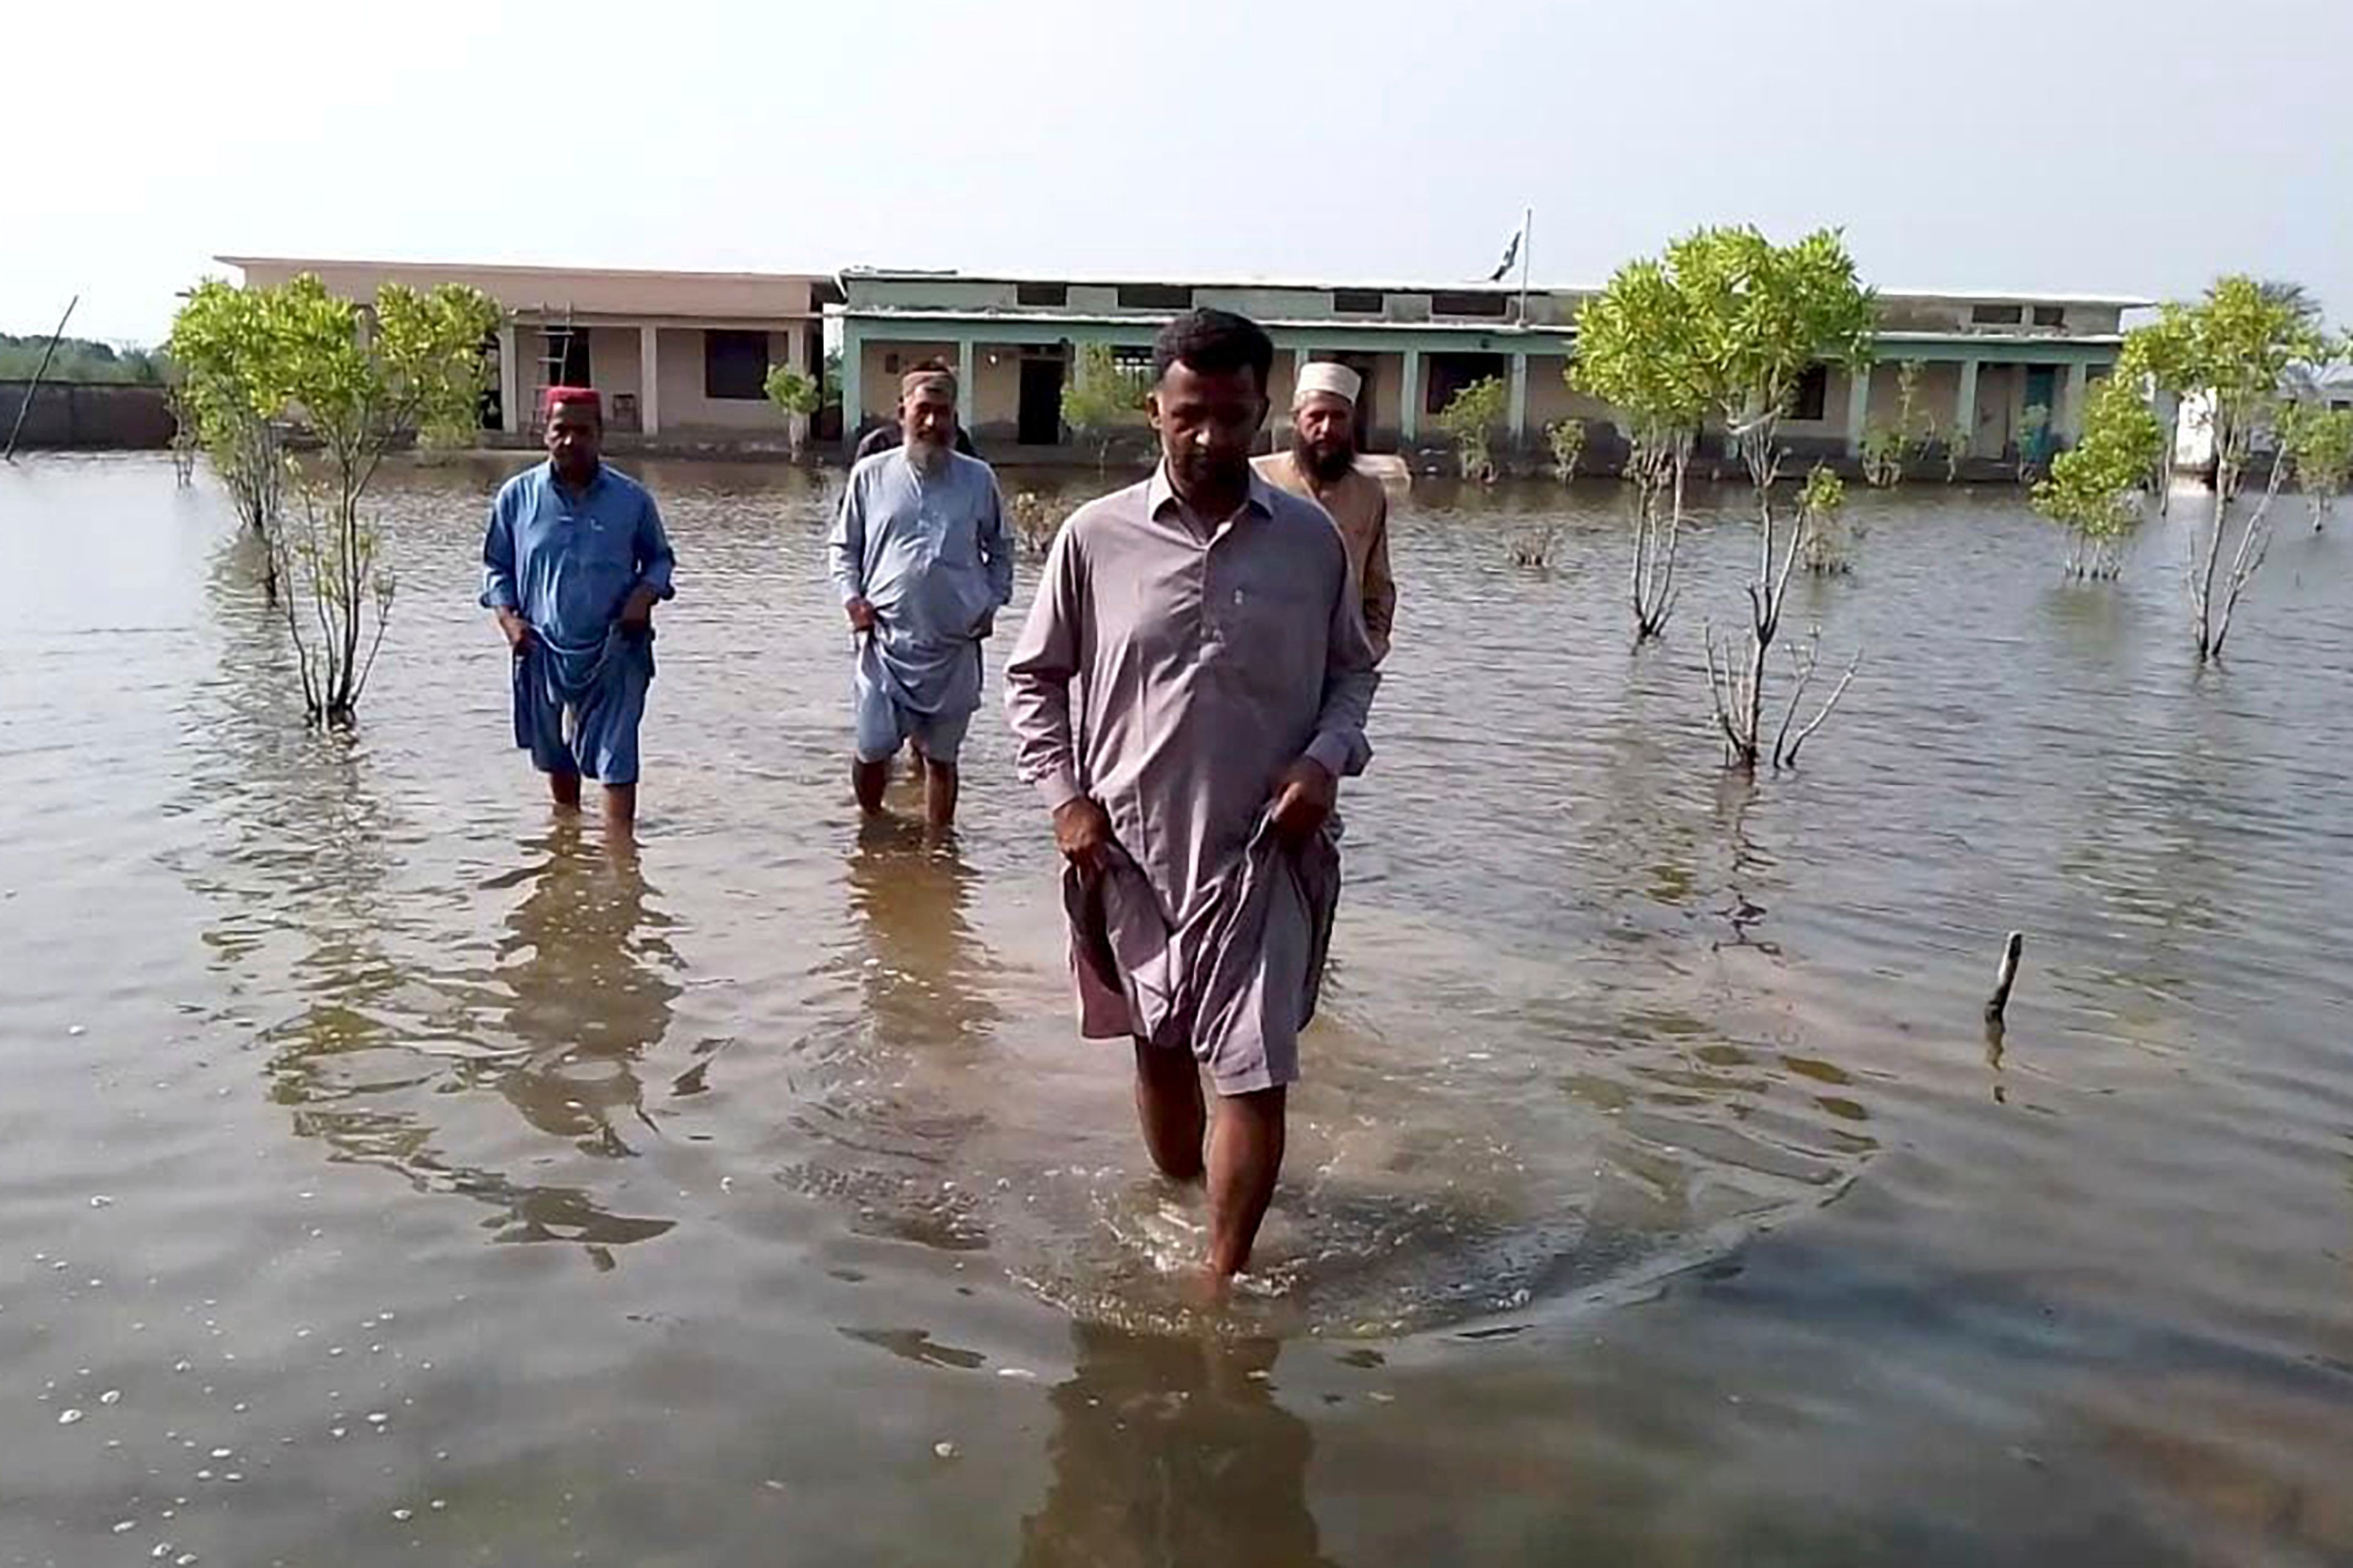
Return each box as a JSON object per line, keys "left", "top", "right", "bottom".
{"left": 540, "top": 385, "right": 601, "bottom": 416}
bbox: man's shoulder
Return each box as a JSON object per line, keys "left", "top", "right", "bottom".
{"left": 848, "top": 450, "right": 896, "bottom": 485}
{"left": 945, "top": 450, "right": 999, "bottom": 487}
{"left": 494, "top": 463, "right": 547, "bottom": 504}
{"left": 597, "top": 464, "right": 653, "bottom": 502}
{"left": 1250, "top": 451, "right": 1303, "bottom": 491}
{"left": 1260, "top": 482, "right": 1340, "bottom": 534}
{"left": 1063, "top": 477, "right": 1154, "bottom": 540}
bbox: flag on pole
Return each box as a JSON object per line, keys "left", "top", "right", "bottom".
{"left": 1487, "top": 229, "right": 1521, "bottom": 283}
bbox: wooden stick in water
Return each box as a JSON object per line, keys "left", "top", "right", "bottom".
{"left": 1984, "top": 931, "right": 2024, "bottom": 1024}
{"left": 3, "top": 294, "right": 79, "bottom": 463}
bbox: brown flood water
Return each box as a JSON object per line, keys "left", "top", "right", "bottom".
{"left": 2, "top": 452, "right": 2350, "bottom": 1566}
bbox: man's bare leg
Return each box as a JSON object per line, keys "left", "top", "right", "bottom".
{"left": 1206, "top": 1086, "right": 1286, "bottom": 1280}
{"left": 922, "top": 758, "right": 959, "bottom": 831}
{"left": 601, "top": 782, "right": 637, "bottom": 840}
{"left": 1132, "top": 1040, "right": 1206, "bottom": 1182}
{"left": 548, "top": 770, "right": 583, "bottom": 812}
{"left": 852, "top": 757, "right": 892, "bottom": 815}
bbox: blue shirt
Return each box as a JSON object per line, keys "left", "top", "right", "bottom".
{"left": 827, "top": 449, "right": 1013, "bottom": 651}
{"left": 481, "top": 462, "right": 676, "bottom": 659}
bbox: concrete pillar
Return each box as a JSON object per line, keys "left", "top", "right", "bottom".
{"left": 638, "top": 326, "right": 661, "bottom": 436}
{"left": 1507, "top": 353, "right": 1529, "bottom": 449}
{"left": 496, "top": 324, "right": 520, "bottom": 435}
{"left": 784, "top": 321, "right": 810, "bottom": 453}
{"left": 957, "top": 336, "right": 977, "bottom": 431}
{"left": 2059, "top": 360, "right": 2089, "bottom": 442}
{"left": 839, "top": 325, "right": 863, "bottom": 455}
{"left": 1400, "top": 349, "right": 1422, "bottom": 442}
{"left": 1954, "top": 359, "right": 1980, "bottom": 459}
{"left": 1844, "top": 362, "right": 1872, "bottom": 456}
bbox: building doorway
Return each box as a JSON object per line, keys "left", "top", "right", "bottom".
{"left": 1019, "top": 353, "right": 1066, "bottom": 445}
{"left": 2023, "top": 365, "right": 2059, "bottom": 461}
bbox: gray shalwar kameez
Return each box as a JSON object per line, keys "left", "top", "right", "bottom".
{"left": 1003, "top": 467, "right": 1379, "bottom": 1095}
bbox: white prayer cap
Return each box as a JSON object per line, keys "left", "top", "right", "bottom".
{"left": 1294, "top": 362, "right": 1362, "bottom": 408}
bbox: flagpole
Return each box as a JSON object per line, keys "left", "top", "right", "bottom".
{"left": 1516, "top": 207, "right": 1533, "bottom": 328}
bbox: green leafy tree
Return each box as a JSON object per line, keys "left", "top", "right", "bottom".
{"left": 1574, "top": 259, "right": 1711, "bottom": 639}
{"left": 2123, "top": 275, "right": 2333, "bottom": 660}
{"left": 1060, "top": 343, "right": 1146, "bottom": 471}
{"left": 1857, "top": 359, "right": 1927, "bottom": 487}
{"left": 1654, "top": 225, "right": 1876, "bottom": 770}
{"left": 763, "top": 363, "right": 819, "bottom": 459}
{"left": 2278, "top": 398, "right": 2353, "bottom": 531}
{"left": 2031, "top": 375, "right": 2166, "bottom": 579}
{"left": 1545, "top": 417, "right": 1587, "bottom": 482}
{"left": 0, "top": 333, "right": 172, "bottom": 384}
{"left": 169, "top": 278, "right": 288, "bottom": 569}
{"left": 172, "top": 273, "right": 498, "bottom": 727}
{"left": 1859, "top": 423, "right": 1905, "bottom": 487}
{"left": 1798, "top": 463, "right": 1859, "bottom": 574}
{"left": 1433, "top": 376, "right": 1507, "bottom": 482}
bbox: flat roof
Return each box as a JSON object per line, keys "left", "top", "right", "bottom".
{"left": 219, "top": 255, "right": 835, "bottom": 285}
{"left": 839, "top": 267, "right": 2153, "bottom": 309}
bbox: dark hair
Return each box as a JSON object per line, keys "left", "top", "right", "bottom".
{"left": 1152, "top": 308, "right": 1273, "bottom": 392}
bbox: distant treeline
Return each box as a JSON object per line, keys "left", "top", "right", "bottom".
{"left": 0, "top": 333, "right": 172, "bottom": 384}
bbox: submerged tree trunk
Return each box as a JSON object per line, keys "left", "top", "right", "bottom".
{"left": 2207, "top": 446, "right": 2289, "bottom": 660}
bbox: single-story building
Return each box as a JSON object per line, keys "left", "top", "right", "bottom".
{"left": 218, "top": 256, "right": 839, "bottom": 445}
{"left": 836, "top": 268, "right": 2150, "bottom": 465}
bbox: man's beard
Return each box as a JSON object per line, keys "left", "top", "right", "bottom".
{"left": 1294, "top": 428, "right": 1355, "bottom": 483}
{"left": 906, "top": 433, "right": 950, "bottom": 471}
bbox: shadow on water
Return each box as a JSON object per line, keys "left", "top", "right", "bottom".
{"left": 1019, "top": 1324, "right": 1335, "bottom": 1568}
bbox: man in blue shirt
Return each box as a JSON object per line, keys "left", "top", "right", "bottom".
{"left": 482, "top": 387, "right": 677, "bottom": 837}
{"left": 828, "top": 365, "right": 1013, "bottom": 831}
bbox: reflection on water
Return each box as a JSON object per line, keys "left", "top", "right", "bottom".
{"left": 485, "top": 827, "right": 680, "bottom": 1157}
{"left": 845, "top": 816, "right": 1001, "bottom": 1052}
{"left": 1021, "top": 1325, "right": 1332, "bottom": 1568}
{"left": 3, "top": 455, "right": 2351, "bottom": 1565}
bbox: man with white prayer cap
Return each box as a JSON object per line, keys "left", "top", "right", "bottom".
{"left": 1251, "top": 360, "right": 1396, "bottom": 662}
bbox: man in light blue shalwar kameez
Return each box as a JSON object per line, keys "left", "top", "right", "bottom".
{"left": 482, "top": 387, "right": 676, "bottom": 838}
{"left": 827, "top": 363, "right": 1013, "bottom": 830}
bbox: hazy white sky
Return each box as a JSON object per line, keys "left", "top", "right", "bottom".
{"left": 12, "top": 0, "right": 2349, "bottom": 344}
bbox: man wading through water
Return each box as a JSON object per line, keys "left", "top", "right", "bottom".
{"left": 830, "top": 363, "right": 1014, "bottom": 830}
{"left": 1004, "top": 309, "right": 1379, "bottom": 1284}
{"left": 482, "top": 387, "right": 677, "bottom": 840}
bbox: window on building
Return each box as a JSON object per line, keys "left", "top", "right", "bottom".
{"left": 704, "top": 330, "right": 770, "bottom": 400}
{"left": 1971, "top": 303, "right": 2025, "bottom": 326}
{"left": 1116, "top": 282, "right": 1194, "bottom": 311}
{"left": 1430, "top": 290, "right": 1510, "bottom": 319}
{"left": 1790, "top": 365, "right": 1829, "bottom": 422}
{"left": 1333, "top": 289, "right": 1384, "bottom": 314}
{"left": 1017, "top": 281, "right": 1069, "bottom": 308}
{"left": 2033, "top": 305, "right": 2066, "bottom": 327}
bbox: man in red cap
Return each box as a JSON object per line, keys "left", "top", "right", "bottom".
{"left": 481, "top": 387, "right": 677, "bottom": 837}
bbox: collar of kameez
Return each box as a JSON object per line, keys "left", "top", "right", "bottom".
{"left": 1146, "top": 463, "right": 1277, "bottom": 528}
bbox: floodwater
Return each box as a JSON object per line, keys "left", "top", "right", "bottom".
{"left": 2, "top": 451, "right": 2349, "bottom": 1566}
